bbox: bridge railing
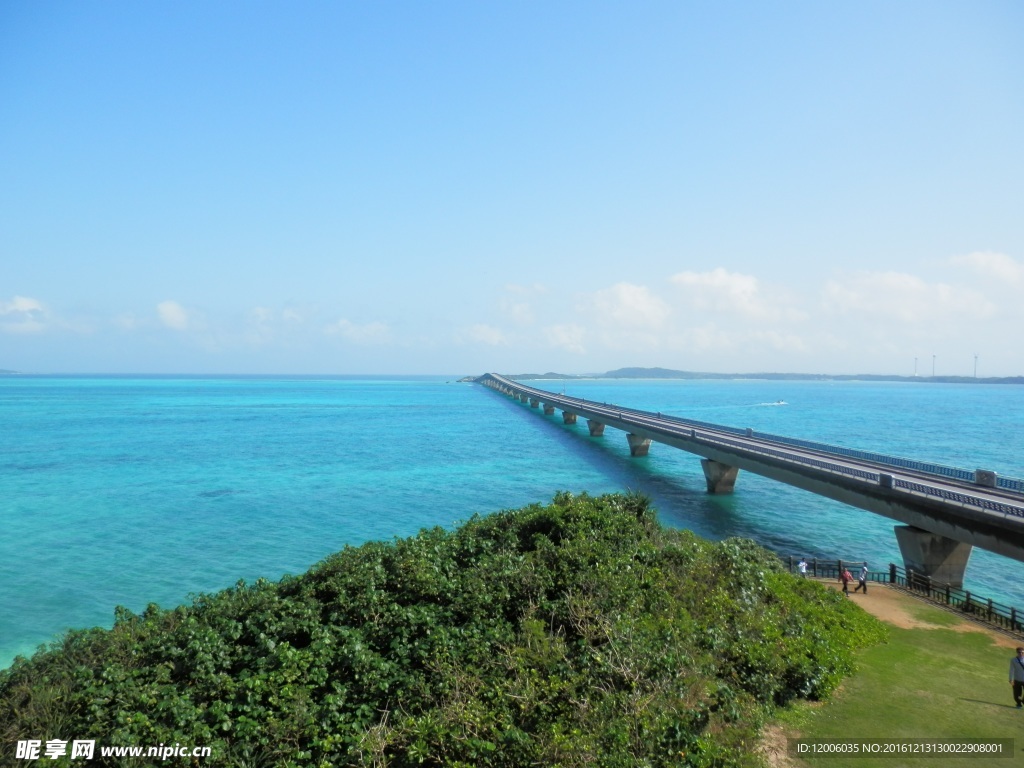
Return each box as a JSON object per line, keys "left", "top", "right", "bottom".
{"left": 757, "top": 431, "right": 973, "bottom": 481}
{"left": 756, "top": 429, "right": 1024, "bottom": 496}
{"left": 622, "top": 417, "right": 1024, "bottom": 518}
{"left": 893, "top": 478, "right": 1024, "bottom": 518}
{"left": 696, "top": 430, "right": 882, "bottom": 483}
{"left": 666, "top": 411, "right": 1023, "bottom": 495}
{"left": 689, "top": 428, "right": 1024, "bottom": 518}
{"left": 785, "top": 557, "right": 1024, "bottom": 637}
{"left": 785, "top": 557, "right": 885, "bottom": 583}
{"left": 1000, "top": 477, "right": 1024, "bottom": 494}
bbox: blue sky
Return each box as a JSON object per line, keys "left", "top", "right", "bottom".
{"left": 2, "top": 2, "right": 1023, "bottom": 375}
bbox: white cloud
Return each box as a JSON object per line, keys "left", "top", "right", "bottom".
{"left": 248, "top": 306, "right": 310, "bottom": 332}
{"left": 544, "top": 324, "right": 586, "bottom": 354}
{"left": 113, "top": 312, "right": 139, "bottom": 330}
{"left": 751, "top": 328, "right": 808, "bottom": 353}
{"left": 950, "top": 251, "right": 1024, "bottom": 284}
{"left": 590, "top": 283, "right": 670, "bottom": 328}
{"left": 504, "top": 283, "right": 547, "bottom": 295}
{"left": 822, "top": 271, "right": 993, "bottom": 324}
{"left": 565, "top": 277, "right": 811, "bottom": 359}
{"left": 670, "top": 268, "right": 803, "bottom": 321}
{"left": 675, "top": 322, "right": 733, "bottom": 353}
{"left": 0, "top": 295, "right": 48, "bottom": 334}
{"left": 0, "top": 296, "right": 43, "bottom": 314}
{"left": 498, "top": 284, "right": 549, "bottom": 325}
{"left": 324, "top": 318, "right": 391, "bottom": 344}
{"left": 461, "top": 324, "right": 508, "bottom": 346}
{"left": 501, "top": 300, "right": 535, "bottom": 325}
{"left": 671, "top": 323, "right": 807, "bottom": 355}
{"left": 672, "top": 268, "right": 757, "bottom": 306}
{"left": 9, "top": 257, "right": 1017, "bottom": 374}
{"left": 244, "top": 306, "right": 277, "bottom": 345}
{"left": 157, "top": 300, "right": 192, "bottom": 331}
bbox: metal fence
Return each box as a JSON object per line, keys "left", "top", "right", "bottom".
{"left": 786, "top": 556, "right": 1024, "bottom": 637}
{"left": 787, "top": 557, "right": 882, "bottom": 582}
{"left": 890, "top": 564, "right": 1024, "bottom": 636}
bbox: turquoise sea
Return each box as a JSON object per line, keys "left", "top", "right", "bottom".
{"left": 2, "top": 375, "right": 1023, "bottom": 670}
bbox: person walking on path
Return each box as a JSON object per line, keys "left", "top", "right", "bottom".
{"left": 840, "top": 568, "right": 853, "bottom": 596}
{"left": 853, "top": 565, "right": 868, "bottom": 593}
{"left": 1010, "top": 648, "right": 1024, "bottom": 708}
{"left": 798, "top": 558, "right": 808, "bottom": 578}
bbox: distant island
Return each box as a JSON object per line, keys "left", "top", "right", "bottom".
{"left": 484, "top": 367, "right": 1024, "bottom": 385}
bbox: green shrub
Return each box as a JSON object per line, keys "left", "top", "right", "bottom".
{"left": 0, "top": 493, "right": 885, "bottom": 767}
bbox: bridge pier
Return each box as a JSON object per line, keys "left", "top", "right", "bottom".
{"left": 543, "top": 403, "right": 555, "bottom": 415}
{"left": 701, "top": 459, "right": 739, "bottom": 494}
{"left": 562, "top": 411, "right": 577, "bottom": 424}
{"left": 587, "top": 420, "right": 605, "bottom": 436}
{"left": 530, "top": 398, "right": 540, "bottom": 408}
{"left": 894, "top": 525, "right": 973, "bottom": 587}
{"left": 626, "top": 434, "right": 651, "bottom": 456}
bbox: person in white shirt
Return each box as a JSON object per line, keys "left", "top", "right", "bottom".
{"left": 853, "top": 565, "right": 868, "bottom": 593}
{"left": 1009, "top": 648, "right": 1024, "bottom": 708}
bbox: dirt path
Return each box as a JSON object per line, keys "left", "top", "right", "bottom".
{"left": 816, "top": 579, "right": 1020, "bottom": 649}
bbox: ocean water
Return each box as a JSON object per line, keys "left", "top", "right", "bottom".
{"left": 2, "top": 374, "right": 1022, "bottom": 669}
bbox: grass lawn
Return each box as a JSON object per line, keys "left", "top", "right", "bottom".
{"left": 774, "top": 597, "right": 1024, "bottom": 768}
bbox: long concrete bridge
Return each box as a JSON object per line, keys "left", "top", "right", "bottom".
{"left": 479, "top": 372, "right": 1024, "bottom": 586}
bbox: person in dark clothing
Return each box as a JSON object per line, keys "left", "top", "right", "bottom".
{"left": 853, "top": 565, "right": 868, "bottom": 593}
{"left": 1010, "top": 648, "right": 1024, "bottom": 708}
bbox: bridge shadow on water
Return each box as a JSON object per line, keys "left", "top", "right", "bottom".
{"left": 490, "top": 394, "right": 870, "bottom": 559}
{"left": 493, "top": 396, "right": 769, "bottom": 546}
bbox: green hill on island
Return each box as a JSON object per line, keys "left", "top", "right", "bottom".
{"left": 504, "top": 367, "right": 1024, "bottom": 384}
{"left": 0, "top": 493, "right": 885, "bottom": 767}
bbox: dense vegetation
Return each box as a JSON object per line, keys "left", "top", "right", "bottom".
{"left": 1, "top": 493, "right": 885, "bottom": 767}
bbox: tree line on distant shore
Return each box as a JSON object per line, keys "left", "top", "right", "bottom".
{"left": 504, "top": 366, "right": 1024, "bottom": 384}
